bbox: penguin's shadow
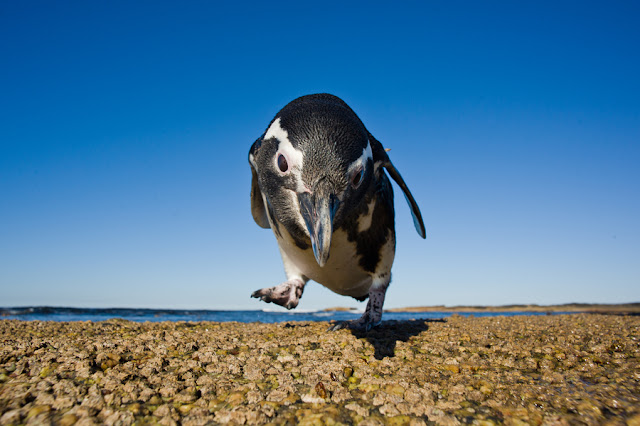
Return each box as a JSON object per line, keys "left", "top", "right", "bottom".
{"left": 349, "top": 319, "right": 446, "bottom": 360}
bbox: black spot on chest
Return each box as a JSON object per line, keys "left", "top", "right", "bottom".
{"left": 341, "top": 173, "right": 396, "bottom": 273}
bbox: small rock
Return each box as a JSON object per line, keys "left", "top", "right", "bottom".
{"left": 58, "top": 413, "right": 79, "bottom": 426}
{"left": 345, "top": 402, "right": 369, "bottom": 417}
{"left": 444, "top": 364, "right": 460, "bottom": 374}
{"left": 0, "top": 409, "right": 22, "bottom": 424}
{"left": 266, "top": 389, "right": 287, "bottom": 402}
{"left": 177, "top": 403, "right": 193, "bottom": 415}
{"left": 315, "top": 382, "right": 328, "bottom": 399}
{"left": 385, "top": 384, "right": 406, "bottom": 398}
{"left": 154, "top": 404, "right": 172, "bottom": 417}
{"left": 227, "top": 391, "right": 246, "bottom": 406}
{"left": 27, "top": 404, "right": 51, "bottom": 419}
{"left": 379, "top": 403, "right": 400, "bottom": 416}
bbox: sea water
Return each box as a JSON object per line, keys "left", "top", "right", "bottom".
{"left": 0, "top": 306, "right": 569, "bottom": 323}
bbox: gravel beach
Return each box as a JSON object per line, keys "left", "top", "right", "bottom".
{"left": 1, "top": 314, "right": 639, "bottom": 425}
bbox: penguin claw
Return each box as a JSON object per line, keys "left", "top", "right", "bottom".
{"left": 327, "top": 322, "right": 346, "bottom": 332}
{"left": 327, "top": 319, "right": 378, "bottom": 332}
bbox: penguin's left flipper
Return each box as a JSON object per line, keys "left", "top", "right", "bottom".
{"left": 328, "top": 284, "right": 388, "bottom": 332}
{"left": 251, "top": 279, "right": 306, "bottom": 310}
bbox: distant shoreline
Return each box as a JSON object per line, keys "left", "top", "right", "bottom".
{"left": 2, "top": 303, "right": 639, "bottom": 319}
{"left": 324, "top": 302, "right": 640, "bottom": 314}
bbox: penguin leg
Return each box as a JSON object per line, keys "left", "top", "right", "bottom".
{"left": 329, "top": 275, "right": 390, "bottom": 332}
{"left": 251, "top": 247, "right": 308, "bottom": 310}
{"left": 251, "top": 278, "right": 306, "bottom": 310}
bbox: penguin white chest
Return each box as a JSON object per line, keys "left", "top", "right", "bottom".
{"left": 275, "top": 227, "right": 372, "bottom": 298}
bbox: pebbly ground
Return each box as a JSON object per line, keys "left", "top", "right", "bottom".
{"left": 0, "top": 314, "right": 639, "bottom": 425}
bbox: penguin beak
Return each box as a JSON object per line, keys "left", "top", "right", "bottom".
{"left": 298, "top": 192, "right": 339, "bottom": 267}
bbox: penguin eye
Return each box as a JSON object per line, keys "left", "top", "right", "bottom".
{"left": 276, "top": 153, "right": 289, "bottom": 173}
{"left": 350, "top": 166, "right": 364, "bottom": 188}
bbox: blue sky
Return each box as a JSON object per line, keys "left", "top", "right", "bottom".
{"left": 1, "top": 1, "right": 638, "bottom": 310}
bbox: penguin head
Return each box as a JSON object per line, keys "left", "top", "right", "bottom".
{"left": 249, "top": 94, "right": 426, "bottom": 267}
{"left": 249, "top": 94, "right": 374, "bottom": 266}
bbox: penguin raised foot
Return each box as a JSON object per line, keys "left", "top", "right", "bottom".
{"left": 248, "top": 94, "right": 425, "bottom": 331}
{"left": 251, "top": 279, "right": 305, "bottom": 310}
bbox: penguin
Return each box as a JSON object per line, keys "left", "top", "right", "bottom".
{"left": 248, "top": 94, "right": 425, "bottom": 331}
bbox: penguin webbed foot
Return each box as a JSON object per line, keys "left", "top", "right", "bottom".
{"left": 327, "top": 315, "right": 381, "bottom": 332}
{"left": 251, "top": 279, "right": 305, "bottom": 310}
{"left": 328, "top": 284, "right": 387, "bottom": 332}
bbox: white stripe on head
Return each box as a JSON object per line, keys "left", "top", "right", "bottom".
{"left": 265, "top": 117, "right": 290, "bottom": 144}
{"left": 265, "top": 117, "right": 306, "bottom": 193}
{"left": 348, "top": 139, "right": 373, "bottom": 175}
